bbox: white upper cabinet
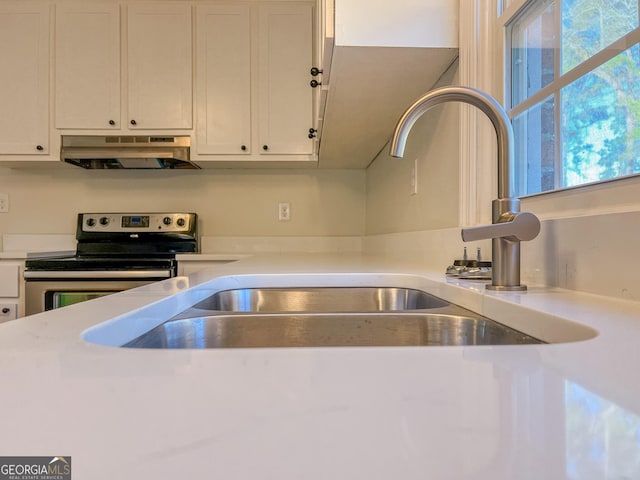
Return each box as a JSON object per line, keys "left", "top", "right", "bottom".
{"left": 194, "top": 2, "right": 315, "bottom": 165}
{"left": 127, "top": 3, "right": 193, "bottom": 130}
{"left": 257, "top": 4, "right": 314, "bottom": 156}
{"left": 195, "top": 4, "right": 251, "bottom": 155}
{"left": 1, "top": 0, "right": 314, "bottom": 166}
{"left": 0, "top": 2, "right": 50, "bottom": 155}
{"left": 54, "top": 2, "right": 192, "bottom": 132}
{"left": 55, "top": 3, "right": 120, "bottom": 129}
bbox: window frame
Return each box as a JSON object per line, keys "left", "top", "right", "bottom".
{"left": 460, "top": 0, "right": 640, "bottom": 224}
{"left": 501, "top": 0, "right": 640, "bottom": 197}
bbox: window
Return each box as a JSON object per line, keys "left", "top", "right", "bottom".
{"left": 506, "top": 0, "right": 640, "bottom": 196}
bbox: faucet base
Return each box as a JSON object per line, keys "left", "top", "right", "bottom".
{"left": 487, "top": 284, "right": 527, "bottom": 292}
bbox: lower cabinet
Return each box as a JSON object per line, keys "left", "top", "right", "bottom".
{"left": 0, "top": 263, "right": 23, "bottom": 321}
{"left": 0, "top": 303, "right": 18, "bottom": 322}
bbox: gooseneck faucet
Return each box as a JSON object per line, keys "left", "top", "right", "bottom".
{"left": 389, "top": 86, "right": 540, "bottom": 291}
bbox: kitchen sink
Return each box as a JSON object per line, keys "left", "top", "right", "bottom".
{"left": 122, "top": 287, "right": 544, "bottom": 348}
{"left": 173, "top": 287, "right": 449, "bottom": 316}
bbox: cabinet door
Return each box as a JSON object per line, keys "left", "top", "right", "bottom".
{"left": 258, "top": 4, "right": 314, "bottom": 155}
{"left": 0, "top": 262, "right": 21, "bottom": 320}
{"left": 55, "top": 3, "right": 120, "bottom": 129}
{"left": 196, "top": 5, "right": 251, "bottom": 155}
{"left": 127, "top": 3, "right": 193, "bottom": 129}
{"left": 0, "top": 3, "right": 49, "bottom": 155}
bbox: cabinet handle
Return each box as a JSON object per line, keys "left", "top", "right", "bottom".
{"left": 262, "top": 145, "right": 269, "bottom": 151}
{"left": 109, "top": 120, "right": 116, "bottom": 126}
{"left": 310, "top": 80, "right": 322, "bottom": 88}
{"left": 308, "top": 128, "right": 317, "bottom": 139}
{"left": 130, "top": 119, "right": 137, "bottom": 126}
{"left": 1, "top": 307, "right": 9, "bottom": 314}
{"left": 241, "top": 145, "right": 247, "bottom": 151}
{"left": 310, "top": 67, "right": 323, "bottom": 76}
{"left": 36, "top": 145, "right": 44, "bottom": 151}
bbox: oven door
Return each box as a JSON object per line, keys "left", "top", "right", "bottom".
{"left": 24, "top": 278, "right": 159, "bottom": 316}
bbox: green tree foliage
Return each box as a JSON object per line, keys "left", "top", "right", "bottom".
{"left": 561, "top": 0, "right": 640, "bottom": 186}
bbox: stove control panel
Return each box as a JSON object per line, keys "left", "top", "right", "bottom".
{"left": 80, "top": 213, "right": 196, "bottom": 233}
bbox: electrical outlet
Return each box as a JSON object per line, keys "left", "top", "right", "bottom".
{"left": 410, "top": 158, "right": 418, "bottom": 195}
{"left": 0, "top": 193, "right": 8, "bottom": 213}
{"left": 278, "top": 202, "right": 291, "bottom": 221}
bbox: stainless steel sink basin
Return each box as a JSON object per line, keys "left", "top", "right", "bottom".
{"left": 176, "top": 287, "right": 449, "bottom": 316}
{"left": 123, "top": 309, "right": 543, "bottom": 349}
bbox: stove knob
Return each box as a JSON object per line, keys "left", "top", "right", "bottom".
{"left": 99, "top": 217, "right": 109, "bottom": 226}
{"left": 86, "top": 218, "right": 96, "bottom": 227}
{"left": 176, "top": 218, "right": 185, "bottom": 227}
{"left": 163, "top": 216, "right": 172, "bottom": 226}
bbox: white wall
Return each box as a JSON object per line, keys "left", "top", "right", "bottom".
{"left": 0, "top": 166, "right": 366, "bottom": 241}
{"left": 366, "top": 102, "right": 460, "bottom": 234}
{"left": 362, "top": 52, "right": 640, "bottom": 302}
{"left": 365, "top": 60, "right": 460, "bottom": 235}
{"left": 335, "top": 0, "right": 458, "bottom": 48}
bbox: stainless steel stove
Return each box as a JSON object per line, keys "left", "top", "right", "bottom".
{"left": 24, "top": 212, "right": 198, "bottom": 315}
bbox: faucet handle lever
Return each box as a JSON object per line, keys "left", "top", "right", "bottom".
{"left": 461, "top": 211, "right": 540, "bottom": 243}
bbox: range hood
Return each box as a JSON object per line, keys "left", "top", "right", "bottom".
{"left": 61, "top": 135, "right": 199, "bottom": 169}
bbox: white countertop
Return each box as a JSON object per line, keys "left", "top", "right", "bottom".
{"left": 1, "top": 253, "right": 639, "bottom": 479}
{"left": 0, "top": 250, "right": 76, "bottom": 260}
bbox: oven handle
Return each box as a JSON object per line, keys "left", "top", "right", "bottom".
{"left": 24, "top": 270, "right": 173, "bottom": 279}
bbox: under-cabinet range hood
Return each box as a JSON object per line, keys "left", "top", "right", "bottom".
{"left": 61, "top": 135, "right": 199, "bottom": 169}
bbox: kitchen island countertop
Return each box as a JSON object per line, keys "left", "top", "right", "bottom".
{"left": 1, "top": 253, "right": 639, "bottom": 480}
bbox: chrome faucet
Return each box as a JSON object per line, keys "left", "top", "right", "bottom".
{"left": 389, "top": 86, "right": 540, "bottom": 291}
